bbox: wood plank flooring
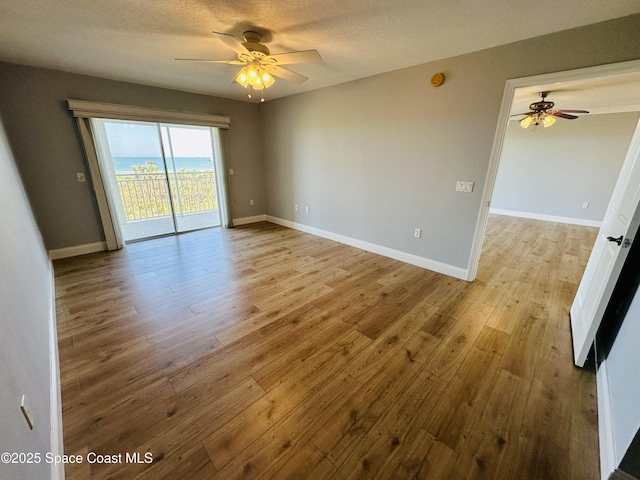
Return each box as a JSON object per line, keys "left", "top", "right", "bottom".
{"left": 54, "top": 214, "right": 600, "bottom": 479}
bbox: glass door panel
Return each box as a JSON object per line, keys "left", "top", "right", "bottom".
{"left": 93, "top": 120, "right": 176, "bottom": 241}
{"left": 91, "top": 119, "right": 223, "bottom": 243}
{"left": 160, "top": 124, "right": 222, "bottom": 233}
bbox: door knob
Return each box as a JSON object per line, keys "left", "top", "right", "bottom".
{"left": 607, "top": 235, "right": 623, "bottom": 246}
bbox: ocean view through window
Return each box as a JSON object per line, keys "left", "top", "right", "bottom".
{"left": 91, "top": 120, "right": 223, "bottom": 242}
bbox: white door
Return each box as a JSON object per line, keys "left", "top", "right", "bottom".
{"left": 571, "top": 119, "right": 640, "bottom": 367}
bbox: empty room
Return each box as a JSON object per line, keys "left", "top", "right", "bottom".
{"left": 2, "top": 2, "right": 640, "bottom": 480}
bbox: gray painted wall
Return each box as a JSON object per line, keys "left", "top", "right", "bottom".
{"left": 0, "top": 114, "right": 57, "bottom": 479}
{"left": 492, "top": 113, "right": 640, "bottom": 222}
{"left": 0, "top": 62, "right": 265, "bottom": 250}
{"left": 260, "top": 14, "right": 640, "bottom": 270}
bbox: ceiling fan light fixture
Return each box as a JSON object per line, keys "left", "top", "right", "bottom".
{"left": 178, "top": 30, "right": 321, "bottom": 102}
{"left": 514, "top": 91, "right": 589, "bottom": 130}
{"left": 520, "top": 116, "right": 533, "bottom": 129}
{"left": 233, "top": 61, "right": 274, "bottom": 94}
{"left": 262, "top": 71, "right": 275, "bottom": 88}
{"left": 234, "top": 67, "right": 251, "bottom": 88}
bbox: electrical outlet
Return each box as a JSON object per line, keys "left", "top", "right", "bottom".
{"left": 414, "top": 229, "right": 422, "bottom": 238}
{"left": 250, "top": 199, "right": 254, "bottom": 206}
{"left": 294, "top": 204, "right": 298, "bottom": 211}
{"left": 305, "top": 206, "right": 310, "bottom": 213}
{"left": 76, "top": 173, "right": 86, "bottom": 182}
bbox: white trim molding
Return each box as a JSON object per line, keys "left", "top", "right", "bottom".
{"left": 48, "top": 263, "right": 64, "bottom": 480}
{"left": 50, "top": 215, "right": 469, "bottom": 279}
{"left": 266, "top": 216, "right": 470, "bottom": 280}
{"left": 490, "top": 208, "right": 602, "bottom": 228}
{"left": 67, "top": 99, "right": 231, "bottom": 129}
{"left": 48, "top": 241, "right": 107, "bottom": 260}
{"left": 597, "top": 357, "right": 618, "bottom": 480}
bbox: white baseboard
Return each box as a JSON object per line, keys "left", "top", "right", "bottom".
{"left": 233, "top": 214, "right": 268, "bottom": 226}
{"left": 48, "top": 241, "right": 107, "bottom": 260}
{"left": 490, "top": 208, "right": 602, "bottom": 228}
{"left": 48, "top": 263, "right": 64, "bottom": 480}
{"left": 265, "top": 215, "right": 470, "bottom": 281}
{"left": 597, "top": 358, "right": 617, "bottom": 480}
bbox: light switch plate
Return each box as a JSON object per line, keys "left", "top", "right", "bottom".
{"left": 456, "top": 181, "right": 474, "bottom": 193}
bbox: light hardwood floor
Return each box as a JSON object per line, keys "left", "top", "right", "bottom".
{"left": 54, "top": 215, "right": 600, "bottom": 479}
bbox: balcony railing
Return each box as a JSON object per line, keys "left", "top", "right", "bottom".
{"left": 116, "top": 171, "right": 218, "bottom": 222}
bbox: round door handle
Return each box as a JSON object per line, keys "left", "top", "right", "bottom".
{"left": 607, "top": 235, "right": 623, "bottom": 246}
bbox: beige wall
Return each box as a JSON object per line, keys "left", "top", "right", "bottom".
{"left": 0, "top": 113, "right": 58, "bottom": 479}
{"left": 493, "top": 112, "right": 640, "bottom": 223}
{"left": 260, "top": 14, "right": 640, "bottom": 271}
{"left": 0, "top": 63, "right": 265, "bottom": 250}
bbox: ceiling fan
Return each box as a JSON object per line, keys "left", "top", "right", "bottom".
{"left": 511, "top": 91, "right": 589, "bottom": 129}
{"left": 176, "top": 30, "right": 322, "bottom": 101}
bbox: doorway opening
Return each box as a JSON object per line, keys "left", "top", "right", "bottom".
{"left": 469, "top": 62, "right": 640, "bottom": 477}
{"left": 471, "top": 59, "right": 640, "bottom": 363}
{"left": 470, "top": 59, "right": 640, "bottom": 281}
{"left": 92, "top": 119, "right": 223, "bottom": 242}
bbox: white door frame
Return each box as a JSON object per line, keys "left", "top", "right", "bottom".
{"left": 467, "top": 58, "right": 640, "bottom": 281}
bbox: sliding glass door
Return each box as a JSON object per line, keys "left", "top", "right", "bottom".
{"left": 92, "top": 119, "right": 222, "bottom": 242}
{"left": 159, "top": 124, "right": 220, "bottom": 234}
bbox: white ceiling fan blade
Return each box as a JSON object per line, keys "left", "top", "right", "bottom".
{"left": 271, "top": 66, "right": 308, "bottom": 84}
{"left": 212, "top": 32, "right": 251, "bottom": 56}
{"left": 175, "top": 58, "right": 246, "bottom": 65}
{"left": 267, "top": 50, "right": 322, "bottom": 65}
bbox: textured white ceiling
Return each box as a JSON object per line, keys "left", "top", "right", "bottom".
{"left": 1, "top": 0, "right": 640, "bottom": 103}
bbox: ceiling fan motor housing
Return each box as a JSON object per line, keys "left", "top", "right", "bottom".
{"left": 529, "top": 100, "right": 554, "bottom": 111}
{"left": 530, "top": 91, "right": 554, "bottom": 111}
{"left": 242, "top": 31, "right": 270, "bottom": 57}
